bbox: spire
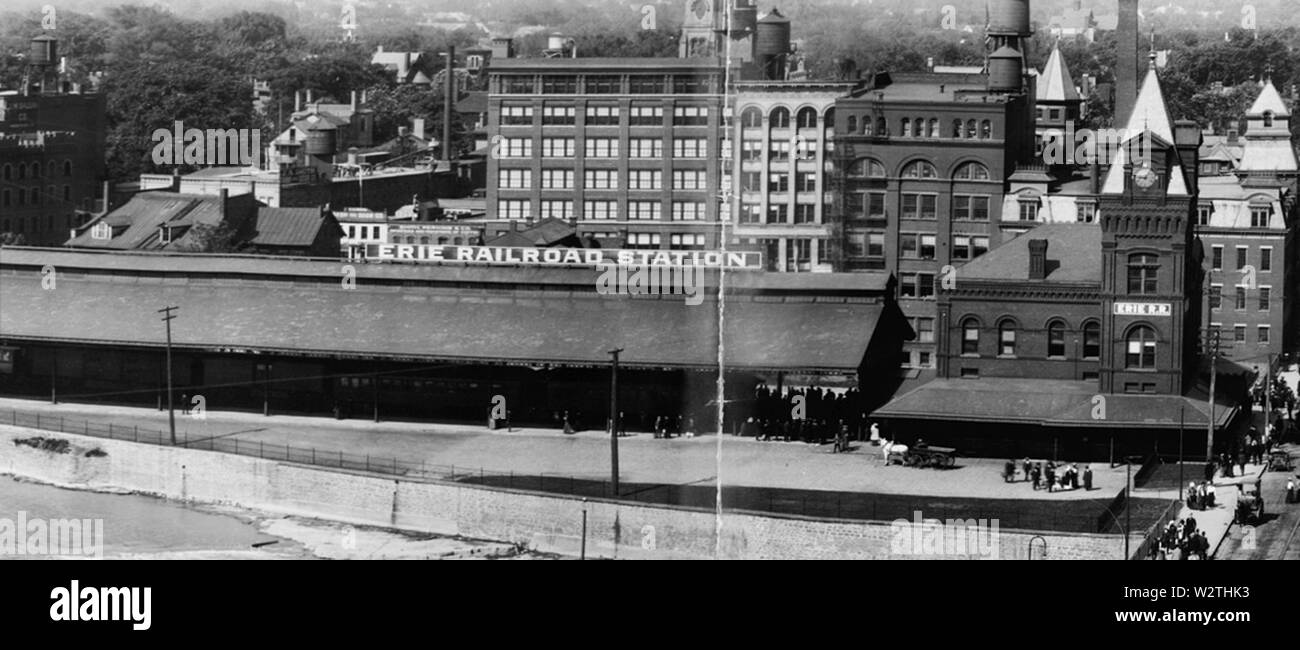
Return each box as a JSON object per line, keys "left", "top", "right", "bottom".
{"left": 1101, "top": 62, "right": 1189, "bottom": 196}
{"left": 1248, "top": 75, "right": 1290, "bottom": 118}
{"left": 1036, "top": 43, "right": 1081, "bottom": 103}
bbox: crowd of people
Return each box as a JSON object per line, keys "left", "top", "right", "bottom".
{"left": 1002, "top": 459, "right": 1094, "bottom": 492}
{"left": 1153, "top": 517, "right": 1211, "bottom": 560}
{"left": 1186, "top": 481, "right": 1217, "bottom": 510}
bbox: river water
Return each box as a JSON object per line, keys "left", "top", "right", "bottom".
{"left": 0, "top": 476, "right": 298, "bottom": 559}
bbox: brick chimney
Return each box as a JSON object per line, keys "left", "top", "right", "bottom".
{"left": 1028, "top": 239, "right": 1049, "bottom": 280}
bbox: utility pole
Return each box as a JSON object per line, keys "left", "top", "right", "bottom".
{"left": 158, "top": 306, "right": 178, "bottom": 445}
{"left": 1264, "top": 353, "right": 1273, "bottom": 438}
{"left": 443, "top": 47, "right": 455, "bottom": 166}
{"left": 1207, "top": 328, "right": 1219, "bottom": 461}
{"left": 1178, "top": 405, "right": 1185, "bottom": 501}
{"left": 1125, "top": 457, "right": 1134, "bottom": 559}
{"left": 608, "top": 348, "right": 623, "bottom": 497}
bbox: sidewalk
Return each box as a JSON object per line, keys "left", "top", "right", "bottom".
{"left": 1169, "top": 460, "right": 1268, "bottom": 559}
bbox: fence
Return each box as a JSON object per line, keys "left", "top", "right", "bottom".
{"left": 1, "top": 406, "right": 1147, "bottom": 532}
{"left": 1130, "top": 498, "right": 1184, "bottom": 560}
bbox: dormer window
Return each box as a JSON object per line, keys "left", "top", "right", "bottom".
{"left": 1250, "top": 205, "right": 1271, "bottom": 228}
{"left": 159, "top": 226, "right": 173, "bottom": 244}
{"left": 1263, "top": 111, "right": 1274, "bottom": 128}
{"left": 1018, "top": 199, "right": 1039, "bottom": 222}
{"left": 91, "top": 222, "right": 112, "bottom": 240}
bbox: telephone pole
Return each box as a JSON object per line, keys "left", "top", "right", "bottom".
{"left": 158, "top": 306, "right": 178, "bottom": 445}
{"left": 608, "top": 348, "right": 623, "bottom": 497}
{"left": 1264, "top": 353, "right": 1273, "bottom": 438}
{"left": 1206, "top": 328, "right": 1219, "bottom": 462}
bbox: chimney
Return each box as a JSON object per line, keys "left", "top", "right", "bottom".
{"left": 412, "top": 118, "right": 425, "bottom": 139}
{"left": 351, "top": 90, "right": 357, "bottom": 111}
{"left": 306, "top": 89, "right": 313, "bottom": 105}
{"left": 1028, "top": 239, "right": 1049, "bottom": 280}
{"left": 1116, "top": 0, "right": 1141, "bottom": 126}
{"left": 377, "top": 45, "right": 384, "bottom": 53}
{"left": 1228, "top": 128, "right": 1240, "bottom": 144}
{"left": 295, "top": 90, "right": 301, "bottom": 113}
{"left": 218, "top": 188, "right": 229, "bottom": 225}
{"left": 1175, "top": 119, "right": 1202, "bottom": 195}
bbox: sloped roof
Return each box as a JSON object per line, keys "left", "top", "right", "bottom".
{"left": 1101, "top": 65, "right": 1189, "bottom": 196}
{"left": 955, "top": 224, "right": 1102, "bottom": 285}
{"left": 248, "top": 207, "right": 331, "bottom": 248}
{"left": 1239, "top": 139, "right": 1300, "bottom": 172}
{"left": 1248, "top": 79, "right": 1291, "bottom": 117}
{"left": 521, "top": 218, "right": 578, "bottom": 246}
{"left": 1037, "top": 45, "right": 1081, "bottom": 103}
{"left": 66, "top": 192, "right": 228, "bottom": 250}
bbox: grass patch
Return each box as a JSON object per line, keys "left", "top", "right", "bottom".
{"left": 13, "top": 437, "right": 71, "bottom": 454}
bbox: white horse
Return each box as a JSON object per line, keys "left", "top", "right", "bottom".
{"left": 881, "top": 440, "right": 908, "bottom": 464}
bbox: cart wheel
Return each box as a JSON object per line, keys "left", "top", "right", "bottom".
{"left": 906, "top": 453, "right": 921, "bottom": 467}
{"left": 946, "top": 456, "right": 956, "bottom": 468}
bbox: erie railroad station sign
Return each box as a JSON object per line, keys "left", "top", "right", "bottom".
{"left": 1113, "top": 302, "right": 1173, "bottom": 317}
{"left": 365, "top": 244, "right": 765, "bottom": 270}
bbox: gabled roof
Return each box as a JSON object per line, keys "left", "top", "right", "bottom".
{"left": 520, "top": 218, "right": 578, "bottom": 246}
{"left": 1036, "top": 45, "right": 1081, "bottom": 103}
{"left": 1248, "top": 79, "right": 1290, "bottom": 118}
{"left": 248, "top": 207, "right": 332, "bottom": 248}
{"left": 955, "top": 224, "right": 1102, "bottom": 285}
{"left": 66, "top": 192, "right": 229, "bottom": 250}
{"left": 1101, "top": 65, "right": 1189, "bottom": 196}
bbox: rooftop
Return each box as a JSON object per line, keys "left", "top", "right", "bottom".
{"left": 956, "top": 224, "right": 1102, "bottom": 285}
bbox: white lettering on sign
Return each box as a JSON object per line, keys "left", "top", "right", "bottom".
{"left": 363, "top": 245, "right": 765, "bottom": 270}
{"left": 1113, "top": 303, "right": 1172, "bottom": 317}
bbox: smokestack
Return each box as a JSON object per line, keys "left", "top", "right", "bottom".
{"left": 1116, "top": 0, "right": 1141, "bottom": 126}
{"left": 1175, "top": 119, "right": 1202, "bottom": 196}
{"left": 1028, "top": 240, "right": 1049, "bottom": 280}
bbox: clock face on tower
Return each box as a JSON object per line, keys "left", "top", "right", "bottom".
{"left": 691, "top": 0, "right": 711, "bottom": 20}
{"left": 1133, "top": 163, "right": 1158, "bottom": 190}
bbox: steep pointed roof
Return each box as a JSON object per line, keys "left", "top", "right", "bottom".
{"left": 1036, "top": 45, "right": 1081, "bottom": 103}
{"left": 1101, "top": 64, "right": 1189, "bottom": 196}
{"left": 1248, "top": 79, "right": 1290, "bottom": 117}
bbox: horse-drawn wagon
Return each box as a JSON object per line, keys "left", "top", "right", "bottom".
{"left": 887, "top": 442, "right": 957, "bottom": 468}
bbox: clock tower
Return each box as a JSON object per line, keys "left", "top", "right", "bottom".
{"left": 1096, "top": 59, "right": 1203, "bottom": 396}
{"left": 680, "top": 0, "right": 723, "bottom": 58}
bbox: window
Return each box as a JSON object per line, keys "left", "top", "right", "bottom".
{"left": 627, "top": 201, "right": 662, "bottom": 220}
{"left": 866, "top": 192, "right": 886, "bottom": 219}
{"left": 741, "top": 107, "right": 763, "bottom": 128}
{"left": 901, "top": 118, "right": 911, "bottom": 137}
{"left": 585, "top": 106, "right": 620, "bottom": 126}
{"left": 1251, "top": 207, "right": 1270, "bottom": 228}
{"left": 1019, "top": 200, "right": 1039, "bottom": 222}
{"left": 629, "top": 76, "right": 665, "bottom": 94}
{"left": 585, "top": 138, "right": 619, "bottom": 158}
{"left": 849, "top": 158, "right": 886, "bottom": 178}
{"left": 630, "top": 106, "right": 663, "bottom": 126}
{"left": 1260, "top": 247, "right": 1272, "bottom": 272}
{"left": 628, "top": 138, "right": 663, "bottom": 158}
{"left": 1259, "top": 326, "right": 1271, "bottom": 344}
{"left": 583, "top": 200, "right": 618, "bottom": 220}
{"left": 672, "top": 201, "right": 706, "bottom": 221}
{"left": 674, "top": 106, "right": 709, "bottom": 126}
{"left": 91, "top": 221, "right": 112, "bottom": 240}
{"left": 768, "top": 203, "right": 788, "bottom": 223}
{"left": 1210, "top": 283, "right": 1223, "bottom": 310}
{"left": 739, "top": 203, "right": 762, "bottom": 224}
{"left": 159, "top": 226, "right": 172, "bottom": 244}
{"left": 1233, "top": 325, "right": 1246, "bottom": 343}
{"left": 953, "top": 195, "right": 990, "bottom": 220}
{"left": 538, "top": 76, "right": 574, "bottom": 94}
{"left": 952, "top": 235, "right": 989, "bottom": 260}
{"left": 672, "top": 76, "right": 711, "bottom": 94}
{"left": 1127, "top": 254, "right": 1159, "bottom": 295}
{"left": 796, "top": 107, "right": 818, "bottom": 129}
{"left": 541, "top": 169, "right": 574, "bottom": 189}
{"left": 628, "top": 170, "right": 662, "bottom": 190}
{"left": 953, "top": 162, "right": 990, "bottom": 180}
{"left": 981, "top": 120, "right": 992, "bottom": 139}
{"left": 916, "top": 318, "right": 935, "bottom": 344}
{"left": 1264, "top": 111, "right": 1275, "bottom": 128}
{"left": 673, "top": 170, "right": 707, "bottom": 190}
{"left": 929, "top": 118, "right": 941, "bottom": 138}
{"left": 900, "top": 273, "right": 935, "bottom": 299}
{"left": 500, "top": 105, "right": 534, "bottom": 126}
{"left": 1259, "top": 286, "right": 1271, "bottom": 312}
{"left": 952, "top": 119, "right": 963, "bottom": 138}
{"left": 794, "top": 204, "right": 817, "bottom": 224}
{"left": 901, "top": 193, "right": 937, "bottom": 219}
{"left": 1083, "top": 322, "right": 1101, "bottom": 359}
{"left": 585, "top": 76, "right": 622, "bottom": 94}
{"left": 1235, "top": 286, "right": 1247, "bottom": 311}
{"left": 1236, "top": 246, "right": 1248, "bottom": 271}
{"left": 1048, "top": 321, "right": 1066, "bottom": 358}
{"left": 1125, "top": 326, "right": 1157, "bottom": 369}
{"left": 847, "top": 116, "right": 858, "bottom": 134}
{"left": 501, "top": 138, "right": 533, "bottom": 158}
{"left": 998, "top": 322, "right": 1017, "bottom": 357}
{"left": 498, "top": 169, "right": 532, "bottom": 189}
{"left": 1077, "top": 203, "right": 1097, "bottom": 223}
{"left": 1197, "top": 204, "right": 1213, "bottom": 225}
{"left": 901, "top": 160, "right": 938, "bottom": 179}
{"left": 539, "top": 200, "right": 573, "bottom": 220}
{"left": 740, "top": 140, "right": 763, "bottom": 162}
{"left": 768, "top": 140, "right": 791, "bottom": 161}
{"left": 670, "top": 233, "right": 707, "bottom": 250}
{"left": 497, "top": 200, "right": 531, "bottom": 220}
{"left": 768, "top": 173, "right": 789, "bottom": 193}
{"left": 626, "top": 233, "right": 661, "bottom": 250}
{"left": 770, "top": 108, "right": 791, "bottom": 129}
{"left": 866, "top": 232, "right": 884, "bottom": 257}
{"left": 585, "top": 170, "right": 618, "bottom": 190}
{"left": 673, "top": 138, "right": 707, "bottom": 158}
{"left": 795, "top": 172, "right": 817, "bottom": 193}
{"left": 540, "top": 138, "right": 573, "bottom": 158}
{"left": 1211, "top": 246, "right": 1223, "bottom": 271}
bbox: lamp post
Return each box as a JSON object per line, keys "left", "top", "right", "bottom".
{"left": 158, "top": 306, "right": 178, "bottom": 445}
{"left": 608, "top": 348, "right": 623, "bottom": 497}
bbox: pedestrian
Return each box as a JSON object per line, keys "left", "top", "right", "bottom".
{"left": 1204, "top": 461, "right": 1216, "bottom": 483}
{"left": 1022, "top": 458, "right": 1032, "bottom": 483}
{"left": 563, "top": 410, "right": 575, "bottom": 435}
{"left": 1031, "top": 463, "right": 1042, "bottom": 490}
{"left": 1206, "top": 482, "right": 1216, "bottom": 508}
{"left": 1004, "top": 459, "right": 1016, "bottom": 483}
{"left": 1070, "top": 464, "right": 1080, "bottom": 490}
{"left": 1083, "top": 465, "right": 1093, "bottom": 491}
{"left": 869, "top": 421, "right": 881, "bottom": 446}
{"left": 1045, "top": 464, "right": 1056, "bottom": 493}
{"left": 1287, "top": 478, "right": 1296, "bottom": 504}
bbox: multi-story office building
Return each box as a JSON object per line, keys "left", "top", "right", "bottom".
{"left": 485, "top": 57, "right": 729, "bottom": 251}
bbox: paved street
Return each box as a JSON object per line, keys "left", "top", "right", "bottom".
{"left": 1216, "top": 446, "right": 1300, "bottom": 560}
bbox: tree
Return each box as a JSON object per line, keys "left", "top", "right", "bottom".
{"left": 178, "top": 222, "right": 241, "bottom": 254}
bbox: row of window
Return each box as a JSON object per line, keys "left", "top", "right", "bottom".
{"left": 738, "top": 140, "right": 826, "bottom": 162}
{"left": 576, "top": 232, "right": 707, "bottom": 250}
{"left": 498, "top": 169, "right": 710, "bottom": 191}
{"left": 1208, "top": 285, "right": 1275, "bottom": 312}
{"left": 846, "top": 193, "right": 992, "bottom": 221}
{"left": 497, "top": 137, "right": 714, "bottom": 159}
{"left": 1209, "top": 245, "right": 1273, "bottom": 272}
{"left": 740, "top": 106, "right": 832, "bottom": 130}
{"left": 1196, "top": 204, "right": 1273, "bottom": 228}
{"left": 961, "top": 320, "right": 1114, "bottom": 363}
{"left": 1, "top": 185, "right": 75, "bottom": 208}
{"left": 497, "top": 199, "right": 710, "bottom": 221}
{"left": 496, "top": 74, "right": 716, "bottom": 96}
{"left": 502, "top": 105, "right": 711, "bottom": 127}
{"left": 1209, "top": 323, "right": 1274, "bottom": 345}
{"left": 2, "top": 161, "right": 74, "bottom": 180}
{"left": 843, "top": 116, "right": 995, "bottom": 140}
{"left": 847, "top": 159, "right": 991, "bottom": 181}
{"left": 737, "top": 203, "right": 826, "bottom": 225}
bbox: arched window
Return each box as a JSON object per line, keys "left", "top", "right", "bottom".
{"left": 437, "top": 237, "right": 449, "bottom": 245}
{"left": 796, "top": 107, "right": 818, "bottom": 129}
{"left": 63, "top": 160, "right": 72, "bottom": 177}
{"left": 741, "top": 107, "right": 763, "bottom": 128}
{"left": 15, "top": 164, "right": 24, "bottom": 180}
{"left": 962, "top": 319, "right": 981, "bottom": 355}
{"left": 952, "top": 119, "right": 963, "bottom": 138}
{"left": 850, "top": 158, "right": 886, "bottom": 178}
{"left": 966, "top": 119, "right": 977, "bottom": 139}
{"left": 47, "top": 161, "right": 57, "bottom": 178}
{"left": 901, "top": 160, "right": 938, "bottom": 179}
{"left": 1082, "top": 321, "right": 1101, "bottom": 359}
{"left": 1126, "top": 326, "right": 1157, "bottom": 369}
{"left": 862, "top": 117, "right": 873, "bottom": 136}
{"left": 1264, "top": 111, "right": 1274, "bottom": 128}
{"left": 876, "top": 117, "right": 887, "bottom": 136}
{"left": 954, "top": 162, "right": 991, "bottom": 180}
{"left": 770, "top": 107, "right": 791, "bottom": 129}
{"left": 900, "top": 118, "right": 911, "bottom": 137}
{"left": 981, "top": 120, "right": 992, "bottom": 139}
{"left": 823, "top": 108, "right": 835, "bottom": 130}
{"left": 998, "top": 321, "right": 1018, "bottom": 357}
{"left": 1047, "top": 321, "right": 1067, "bottom": 358}
{"left": 929, "top": 118, "right": 940, "bottom": 138}
{"left": 30, "top": 163, "right": 40, "bottom": 179}
{"left": 847, "top": 116, "right": 858, "bottom": 134}
{"left": 913, "top": 117, "right": 924, "bottom": 137}
{"left": 1127, "top": 254, "right": 1159, "bottom": 295}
